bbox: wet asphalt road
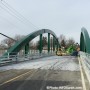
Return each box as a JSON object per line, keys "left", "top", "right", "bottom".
{"left": 0, "top": 56, "right": 83, "bottom": 90}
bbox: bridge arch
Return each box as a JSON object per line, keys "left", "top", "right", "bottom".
{"left": 3, "top": 29, "right": 59, "bottom": 56}
{"left": 80, "top": 27, "right": 90, "bottom": 53}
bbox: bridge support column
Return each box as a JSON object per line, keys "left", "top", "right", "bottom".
{"left": 51, "top": 37, "right": 53, "bottom": 52}
{"left": 48, "top": 33, "right": 50, "bottom": 53}
{"left": 25, "top": 43, "right": 29, "bottom": 55}
{"left": 53, "top": 37, "right": 55, "bottom": 51}
{"left": 39, "top": 34, "right": 42, "bottom": 53}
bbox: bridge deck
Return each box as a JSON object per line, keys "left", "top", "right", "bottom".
{"left": 0, "top": 56, "right": 88, "bottom": 90}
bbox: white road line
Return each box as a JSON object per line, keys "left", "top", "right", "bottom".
{"left": 80, "top": 57, "right": 90, "bottom": 85}
{"left": 78, "top": 57, "right": 86, "bottom": 90}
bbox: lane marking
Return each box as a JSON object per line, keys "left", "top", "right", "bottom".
{"left": 0, "top": 70, "right": 33, "bottom": 86}
{"left": 78, "top": 57, "right": 86, "bottom": 90}
{"left": 80, "top": 57, "right": 90, "bottom": 85}
{"left": 0, "top": 61, "right": 56, "bottom": 87}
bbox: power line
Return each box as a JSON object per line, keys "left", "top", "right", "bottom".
{"left": 0, "top": 5, "right": 34, "bottom": 35}
{"left": 3, "top": 0, "right": 39, "bottom": 29}
{"left": 0, "top": 14, "right": 28, "bottom": 32}
{"left": 0, "top": 3, "right": 29, "bottom": 26}
{"left": 0, "top": 0, "right": 39, "bottom": 29}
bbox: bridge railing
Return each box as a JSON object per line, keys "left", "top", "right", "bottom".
{"left": 0, "top": 52, "right": 55, "bottom": 66}
{"left": 79, "top": 51, "right": 90, "bottom": 84}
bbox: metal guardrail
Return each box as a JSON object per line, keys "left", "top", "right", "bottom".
{"left": 79, "top": 51, "right": 90, "bottom": 85}
{"left": 0, "top": 52, "right": 55, "bottom": 66}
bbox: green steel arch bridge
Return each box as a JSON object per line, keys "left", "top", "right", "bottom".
{"left": 0, "top": 27, "right": 90, "bottom": 57}
{"left": 80, "top": 27, "right": 90, "bottom": 53}
{"left": 0, "top": 27, "right": 90, "bottom": 90}
{"left": 2, "top": 29, "right": 59, "bottom": 57}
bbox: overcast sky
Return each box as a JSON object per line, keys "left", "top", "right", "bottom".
{"left": 0, "top": 0, "right": 90, "bottom": 43}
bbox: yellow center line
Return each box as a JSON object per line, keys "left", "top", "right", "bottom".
{"left": 0, "top": 70, "right": 33, "bottom": 86}
{"left": 78, "top": 57, "right": 86, "bottom": 90}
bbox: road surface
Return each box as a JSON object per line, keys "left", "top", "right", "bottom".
{"left": 0, "top": 56, "right": 84, "bottom": 90}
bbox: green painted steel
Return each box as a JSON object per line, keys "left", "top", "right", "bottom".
{"left": 25, "top": 43, "right": 29, "bottom": 54}
{"left": 53, "top": 37, "right": 55, "bottom": 51}
{"left": 48, "top": 33, "right": 50, "bottom": 53}
{"left": 80, "top": 27, "right": 90, "bottom": 53}
{"left": 0, "top": 33, "right": 17, "bottom": 42}
{"left": 3, "top": 29, "right": 59, "bottom": 56}
{"left": 39, "top": 34, "right": 42, "bottom": 53}
{"left": 51, "top": 37, "right": 53, "bottom": 52}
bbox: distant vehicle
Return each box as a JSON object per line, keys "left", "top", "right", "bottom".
{"left": 71, "top": 51, "right": 78, "bottom": 56}
{"left": 56, "top": 51, "right": 62, "bottom": 56}
{"left": 56, "top": 48, "right": 66, "bottom": 56}
{"left": 56, "top": 46, "right": 80, "bottom": 56}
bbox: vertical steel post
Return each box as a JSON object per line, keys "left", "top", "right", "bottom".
{"left": 53, "top": 37, "right": 55, "bottom": 51}
{"left": 48, "top": 33, "right": 50, "bottom": 53}
{"left": 51, "top": 37, "right": 53, "bottom": 52}
{"left": 56, "top": 40, "right": 59, "bottom": 51}
{"left": 25, "top": 43, "right": 29, "bottom": 55}
{"left": 39, "top": 34, "right": 42, "bottom": 53}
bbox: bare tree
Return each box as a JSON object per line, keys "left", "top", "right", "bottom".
{"left": 59, "top": 34, "right": 66, "bottom": 43}
{"left": 59, "top": 34, "right": 66, "bottom": 47}
{"left": 29, "top": 41, "right": 34, "bottom": 49}
{"left": 64, "top": 37, "right": 75, "bottom": 49}
{"left": 43, "top": 37, "right": 47, "bottom": 47}
{"left": 66, "top": 37, "right": 75, "bottom": 46}
{"left": 1, "top": 38, "right": 14, "bottom": 48}
{"left": 36, "top": 36, "right": 47, "bottom": 50}
{"left": 1, "top": 34, "right": 25, "bottom": 49}
{"left": 14, "top": 34, "right": 25, "bottom": 41}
